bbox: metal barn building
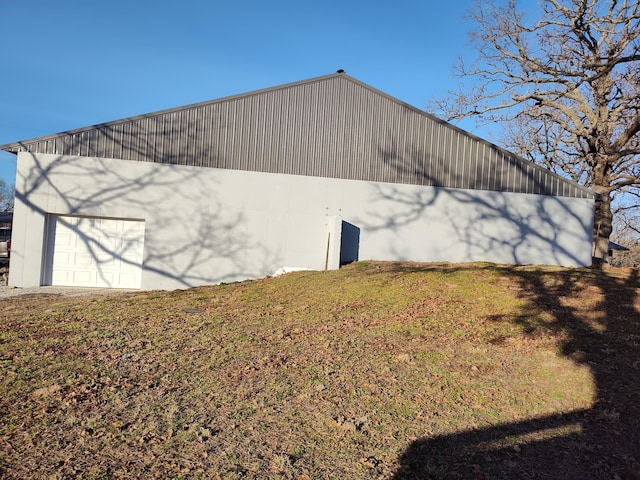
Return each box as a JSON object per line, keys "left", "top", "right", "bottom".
{"left": 0, "top": 72, "right": 595, "bottom": 290}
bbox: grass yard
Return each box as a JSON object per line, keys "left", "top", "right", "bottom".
{"left": 1, "top": 262, "right": 639, "bottom": 479}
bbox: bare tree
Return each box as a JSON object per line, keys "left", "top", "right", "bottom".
{"left": 431, "top": 0, "right": 640, "bottom": 261}
{"left": 610, "top": 207, "right": 640, "bottom": 266}
{"left": 0, "top": 178, "right": 14, "bottom": 212}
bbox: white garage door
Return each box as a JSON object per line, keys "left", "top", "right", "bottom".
{"left": 46, "top": 215, "right": 145, "bottom": 289}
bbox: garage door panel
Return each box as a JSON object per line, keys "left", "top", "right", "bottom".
{"left": 53, "top": 251, "right": 71, "bottom": 264}
{"left": 121, "top": 253, "right": 141, "bottom": 263}
{"left": 74, "top": 253, "right": 95, "bottom": 266}
{"left": 95, "top": 273, "right": 116, "bottom": 288}
{"left": 51, "top": 270, "right": 72, "bottom": 284}
{"left": 115, "top": 272, "right": 138, "bottom": 286}
{"left": 122, "top": 224, "right": 144, "bottom": 235}
{"left": 72, "top": 270, "right": 94, "bottom": 284}
{"left": 46, "top": 215, "right": 145, "bottom": 289}
{"left": 96, "top": 237, "right": 118, "bottom": 250}
{"left": 55, "top": 233, "right": 74, "bottom": 247}
{"left": 97, "top": 254, "right": 118, "bottom": 267}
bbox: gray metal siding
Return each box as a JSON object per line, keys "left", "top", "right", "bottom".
{"left": 2, "top": 74, "right": 592, "bottom": 199}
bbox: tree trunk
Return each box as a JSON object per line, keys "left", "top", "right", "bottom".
{"left": 592, "top": 190, "right": 613, "bottom": 265}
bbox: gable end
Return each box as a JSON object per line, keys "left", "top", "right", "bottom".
{"left": 1, "top": 73, "right": 593, "bottom": 199}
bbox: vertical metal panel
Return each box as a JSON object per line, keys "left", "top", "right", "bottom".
{"left": 3, "top": 74, "right": 593, "bottom": 199}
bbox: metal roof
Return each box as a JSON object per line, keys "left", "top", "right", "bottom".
{"left": 0, "top": 211, "right": 12, "bottom": 226}
{"left": 0, "top": 72, "right": 594, "bottom": 199}
{"left": 609, "top": 241, "right": 630, "bottom": 251}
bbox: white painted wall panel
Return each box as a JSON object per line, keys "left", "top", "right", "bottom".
{"left": 9, "top": 152, "right": 595, "bottom": 290}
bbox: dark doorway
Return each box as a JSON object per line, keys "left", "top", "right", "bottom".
{"left": 340, "top": 221, "right": 360, "bottom": 265}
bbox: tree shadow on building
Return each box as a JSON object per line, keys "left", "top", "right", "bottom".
{"left": 372, "top": 137, "right": 640, "bottom": 479}
{"left": 8, "top": 114, "right": 279, "bottom": 289}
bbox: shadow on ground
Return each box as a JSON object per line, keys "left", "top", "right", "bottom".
{"left": 392, "top": 266, "right": 640, "bottom": 480}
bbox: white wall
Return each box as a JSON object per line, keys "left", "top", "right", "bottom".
{"left": 10, "top": 152, "right": 595, "bottom": 290}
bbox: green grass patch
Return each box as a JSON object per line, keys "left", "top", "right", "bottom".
{"left": 1, "top": 262, "right": 639, "bottom": 479}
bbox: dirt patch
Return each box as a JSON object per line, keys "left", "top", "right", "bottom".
{"left": 0, "top": 284, "right": 131, "bottom": 299}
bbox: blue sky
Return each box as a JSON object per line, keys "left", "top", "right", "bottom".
{"left": 0, "top": 0, "right": 509, "bottom": 187}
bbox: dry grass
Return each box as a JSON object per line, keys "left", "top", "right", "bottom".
{"left": 1, "top": 262, "right": 639, "bottom": 479}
